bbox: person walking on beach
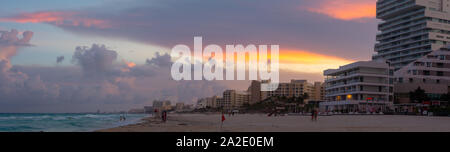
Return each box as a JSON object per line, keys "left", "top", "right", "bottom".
{"left": 314, "top": 108, "right": 318, "bottom": 121}
{"left": 164, "top": 111, "right": 167, "bottom": 122}
{"left": 311, "top": 109, "right": 315, "bottom": 121}
{"left": 161, "top": 111, "right": 167, "bottom": 122}
{"left": 154, "top": 109, "right": 159, "bottom": 119}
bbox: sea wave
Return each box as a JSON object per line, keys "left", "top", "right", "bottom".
{"left": 0, "top": 113, "right": 148, "bottom": 132}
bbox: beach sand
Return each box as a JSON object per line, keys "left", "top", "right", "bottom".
{"left": 97, "top": 113, "right": 450, "bottom": 132}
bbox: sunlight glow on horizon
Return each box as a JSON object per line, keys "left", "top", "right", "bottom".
{"left": 188, "top": 49, "right": 354, "bottom": 74}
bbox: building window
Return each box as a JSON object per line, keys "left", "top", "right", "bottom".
{"left": 398, "top": 78, "right": 403, "bottom": 83}
{"left": 437, "top": 79, "right": 440, "bottom": 84}
{"left": 423, "top": 79, "right": 426, "bottom": 83}
{"left": 409, "top": 78, "right": 413, "bottom": 83}
{"left": 423, "top": 70, "right": 430, "bottom": 76}
{"left": 437, "top": 71, "right": 444, "bottom": 76}
{"left": 346, "top": 94, "right": 352, "bottom": 100}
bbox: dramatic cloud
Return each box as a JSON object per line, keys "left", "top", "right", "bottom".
{"left": 0, "top": 32, "right": 227, "bottom": 112}
{"left": 0, "top": 29, "right": 33, "bottom": 60}
{"left": 0, "top": 29, "right": 51, "bottom": 110}
{"left": 0, "top": 0, "right": 381, "bottom": 112}
{"left": 56, "top": 56, "right": 64, "bottom": 64}
{"left": 304, "top": 0, "right": 376, "bottom": 21}
{"left": 72, "top": 44, "right": 118, "bottom": 76}
{"left": 0, "top": 0, "right": 377, "bottom": 61}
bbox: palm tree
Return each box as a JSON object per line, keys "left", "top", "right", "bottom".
{"left": 409, "top": 87, "right": 428, "bottom": 103}
{"left": 303, "top": 93, "right": 309, "bottom": 101}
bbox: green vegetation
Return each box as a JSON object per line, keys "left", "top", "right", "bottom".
{"left": 409, "top": 87, "right": 429, "bottom": 103}
{"left": 243, "top": 93, "right": 311, "bottom": 113}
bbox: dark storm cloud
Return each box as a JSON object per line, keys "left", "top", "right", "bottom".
{"left": 72, "top": 44, "right": 118, "bottom": 76}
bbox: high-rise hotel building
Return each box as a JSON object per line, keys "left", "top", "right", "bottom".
{"left": 373, "top": 0, "right": 450, "bottom": 70}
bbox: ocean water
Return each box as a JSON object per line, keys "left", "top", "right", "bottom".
{"left": 0, "top": 113, "right": 148, "bottom": 132}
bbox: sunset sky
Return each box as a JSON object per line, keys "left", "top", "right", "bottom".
{"left": 0, "top": 0, "right": 379, "bottom": 112}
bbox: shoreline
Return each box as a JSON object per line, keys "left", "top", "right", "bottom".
{"left": 97, "top": 113, "right": 450, "bottom": 132}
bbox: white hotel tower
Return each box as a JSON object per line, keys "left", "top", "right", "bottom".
{"left": 373, "top": 0, "right": 450, "bottom": 70}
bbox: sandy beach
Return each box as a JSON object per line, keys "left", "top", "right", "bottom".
{"left": 97, "top": 113, "right": 450, "bottom": 132}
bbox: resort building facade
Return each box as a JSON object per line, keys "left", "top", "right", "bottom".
{"left": 196, "top": 96, "right": 220, "bottom": 109}
{"left": 197, "top": 80, "right": 324, "bottom": 110}
{"left": 216, "top": 90, "right": 250, "bottom": 110}
{"left": 394, "top": 45, "right": 450, "bottom": 103}
{"left": 321, "top": 61, "right": 394, "bottom": 112}
{"left": 312, "top": 82, "right": 326, "bottom": 101}
{"left": 247, "top": 80, "right": 262, "bottom": 105}
{"left": 262, "top": 80, "right": 315, "bottom": 103}
{"left": 373, "top": 0, "right": 450, "bottom": 70}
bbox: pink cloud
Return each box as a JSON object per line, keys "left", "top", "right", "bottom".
{"left": 305, "top": 0, "right": 376, "bottom": 20}
{"left": 0, "top": 11, "right": 112, "bottom": 29}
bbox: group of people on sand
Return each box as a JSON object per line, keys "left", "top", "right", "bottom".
{"left": 266, "top": 107, "right": 319, "bottom": 122}
{"left": 119, "top": 115, "right": 126, "bottom": 121}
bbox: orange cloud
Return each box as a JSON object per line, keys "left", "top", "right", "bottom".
{"left": 279, "top": 50, "right": 353, "bottom": 64}
{"left": 278, "top": 50, "right": 354, "bottom": 73}
{"left": 121, "top": 59, "right": 136, "bottom": 72}
{"left": 0, "top": 11, "right": 111, "bottom": 29}
{"left": 124, "top": 60, "right": 136, "bottom": 68}
{"left": 306, "top": 0, "right": 376, "bottom": 20}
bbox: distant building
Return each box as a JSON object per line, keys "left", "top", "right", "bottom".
{"left": 196, "top": 96, "right": 219, "bottom": 109}
{"left": 311, "top": 82, "right": 325, "bottom": 101}
{"left": 262, "top": 80, "right": 315, "bottom": 103}
{"left": 219, "top": 90, "right": 250, "bottom": 110}
{"left": 184, "top": 104, "right": 194, "bottom": 110}
{"left": 206, "top": 96, "right": 218, "bottom": 108}
{"left": 222, "top": 90, "right": 235, "bottom": 110}
{"left": 247, "top": 80, "right": 262, "bottom": 105}
{"left": 216, "top": 97, "right": 225, "bottom": 109}
{"left": 176, "top": 103, "right": 185, "bottom": 111}
{"left": 128, "top": 108, "right": 145, "bottom": 114}
{"left": 144, "top": 106, "right": 154, "bottom": 114}
{"left": 321, "top": 60, "right": 394, "bottom": 112}
{"left": 153, "top": 100, "right": 172, "bottom": 111}
{"left": 234, "top": 91, "right": 250, "bottom": 107}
